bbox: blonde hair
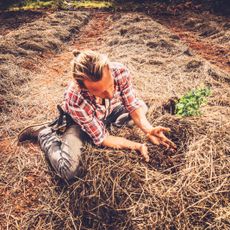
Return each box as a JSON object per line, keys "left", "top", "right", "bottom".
{"left": 71, "top": 49, "right": 109, "bottom": 88}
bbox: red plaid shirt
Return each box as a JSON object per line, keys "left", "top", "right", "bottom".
{"left": 64, "top": 62, "right": 141, "bottom": 145}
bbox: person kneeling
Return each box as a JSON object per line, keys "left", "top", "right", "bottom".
{"left": 18, "top": 50, "right": 176, "bottom": 181}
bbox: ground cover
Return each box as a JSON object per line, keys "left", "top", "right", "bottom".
{"left": 0, "top": 0, "right": 114, "bottom": 11}
{"left": 0, "top": 10, "right": 90, "bottom": 116}
{"left": 0, "top": 4, "right": 229, "bottom": 230}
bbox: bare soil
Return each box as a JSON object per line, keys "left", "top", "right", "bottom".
{"left": 0, "top": 8, "right": 229, "bottom": 230}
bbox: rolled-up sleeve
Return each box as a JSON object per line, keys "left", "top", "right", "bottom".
{"left": 65, "top": 94, "right": 107, "bottom": 145}
{"left": 119, "top": 67, "right": 141, "bottom": 113}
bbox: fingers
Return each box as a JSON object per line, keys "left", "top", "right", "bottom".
{"left": 158, "top": 133, "right": 177, "bottom": 150}
{"left": 147, "top": 133, "right": 177, "bottom": 151}
{"left": 159, "top": 140, "right": 170, "bottom": 149}
{"left": 139, "top": 144, "right": 150, "bottom": 162}
{"left": 165, "top": 138, "right": 177, "bottom": 150}
{"left": 160, "top": 138, "right": 177, "bottom": 151}
{"left": 151, "top": 126, "right": 171, "bottom": 135}
{"left": 158, "top": 126, "right": 171, "bottom": 133}
{"left": 148, "top": 135, "right": 161, "bottom": 145}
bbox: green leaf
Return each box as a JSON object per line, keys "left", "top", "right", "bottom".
{"left": 175, "top": 87, "right": 211, "bottom": 117}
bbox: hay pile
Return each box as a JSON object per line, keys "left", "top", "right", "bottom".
{"left": 0, "top": 12, "right": 229, "bottom": 229}
{"left": 176, "top": 13, "right": 230, "bottom": 45}
{"left": 0, "top": 11, "right": 90, "bottom": 113}
{"left": 0, "top": 11, "right": 44, "bottom": 35}
{"left": 68, "top": 114, "right": 230, "bottom": 229}
{"left": 149, "top": 10, "right": 230, "bottom": 72}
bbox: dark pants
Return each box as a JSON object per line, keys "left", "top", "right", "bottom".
{"left": 38, "top": 101, "right": 148, "bottom": 181}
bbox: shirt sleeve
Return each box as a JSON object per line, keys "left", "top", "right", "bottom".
{"left": 65, "top": 94, "right": 107, "bottom": 146}
{"left": 119, "top": 66, "right": 141, "bottom": 113}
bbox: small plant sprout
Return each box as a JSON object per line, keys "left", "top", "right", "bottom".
{"left": 175, "top": 87, "right": 211, "bottom": 117}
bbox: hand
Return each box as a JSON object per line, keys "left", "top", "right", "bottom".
{"left": 146, "top": 126, "right": 177, "bottom": 151}
{"left": 138, "top": 144, "right": 149, "bottom": 162}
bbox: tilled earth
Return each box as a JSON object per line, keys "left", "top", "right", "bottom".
{"left": 0, "top": 9, "right": 229, "bottom": 230}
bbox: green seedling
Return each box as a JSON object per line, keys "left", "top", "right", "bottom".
{"left": 175, "top": 87, "right": 211, "bottom": 117}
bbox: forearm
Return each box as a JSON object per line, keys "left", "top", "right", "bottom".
{"left": 130, "top": 107, "right": 153, "bottom": 134}
{"left": 101, "top": 134, "right": 141, "bottom": 151}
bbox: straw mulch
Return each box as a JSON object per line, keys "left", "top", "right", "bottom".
{"left": 0, "top": 11, "right": 90, "bottom": 114}
{"left": 0, "top": 12, "right": 229, "bottom": 229}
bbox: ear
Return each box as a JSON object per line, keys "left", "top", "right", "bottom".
{"left": 73, "top": 49, "right": 81, "bottom": 57}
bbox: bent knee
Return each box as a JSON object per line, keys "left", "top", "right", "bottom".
{"left": 57, "top": 159, "right": 80, "bottom": 181}
{"left": 48, "top": 151, "right": 81, "bottom": 181}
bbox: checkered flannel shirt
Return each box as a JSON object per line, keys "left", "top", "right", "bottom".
{"left": 64, "top": 62, "right": 141, "bottom": 145}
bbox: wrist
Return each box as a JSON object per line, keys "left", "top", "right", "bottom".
{"left": 141, "top": 123, "right": 153, "bottom": 135}
{"left": 143, "top": 126, "right": 153, "bottom": 136}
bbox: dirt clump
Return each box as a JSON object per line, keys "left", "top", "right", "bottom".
{"left": 186, "top": 60, "right": 203, "bottom": 71}
{"left": 161, "top": 97, "right": 178, "bottom": 116}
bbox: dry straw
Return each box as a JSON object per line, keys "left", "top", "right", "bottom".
{"left": 0, "top": 11, "right": 229, "bottom": 230}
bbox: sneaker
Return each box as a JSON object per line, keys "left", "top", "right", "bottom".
{"left": 18, "top": 124, "right": 48, "bottom": 143}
